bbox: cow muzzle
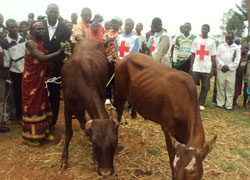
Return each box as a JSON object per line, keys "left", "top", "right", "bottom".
{"left": 99, "top": 168, "right": 114, "bottom": 177}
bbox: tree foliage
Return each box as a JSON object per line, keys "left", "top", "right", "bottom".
{"left": 226, "top": 12, "right": 246, "bottom": 37}
{"left": 220, "top": 0, "right": 249, "bottom": 42}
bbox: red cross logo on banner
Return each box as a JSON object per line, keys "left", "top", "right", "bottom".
{"left": 151, "top": 40, "right": 156, "bottom": 52}
{"left": 118, "top": 41, "right": 130, "bottom": 57}
{"left": 196, "top": 45, "right": 209, "bottom": 60}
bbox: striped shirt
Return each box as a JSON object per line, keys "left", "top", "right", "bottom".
{"left": 2, "top": 34, "right": 26, "bottom": 73}
{"left": 173, "top": 34, "right": 196, "bottom": 67}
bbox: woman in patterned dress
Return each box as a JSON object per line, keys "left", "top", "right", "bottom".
{"left": 22, "top": 22, "right": 63, "bottom": 146}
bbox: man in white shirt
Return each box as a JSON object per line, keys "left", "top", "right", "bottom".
{"left": 216, "top": 32, "right": 241, "bottom": 110}
{"left": 189, "top": 24, "right": 216, "bottom": 110}
{"left": 2, "top": 19, "right": 26, "bottom": 123}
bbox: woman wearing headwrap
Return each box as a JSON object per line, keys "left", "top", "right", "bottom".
{"left": 91, "top": 21, "right": 103, "bottom": 42}
{"left": 22, "top": 21, "right": 63, "bottom": 146}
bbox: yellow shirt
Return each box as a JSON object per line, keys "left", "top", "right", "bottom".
{"left": 72, "top": 20, "right": 91, "bottom": 43}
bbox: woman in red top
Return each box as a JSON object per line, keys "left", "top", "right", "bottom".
{"left": 91, "top": 21, "right": 103, "bottom": 42}
{"left": 22, "top": 22, "right": 63, "bottom": 146}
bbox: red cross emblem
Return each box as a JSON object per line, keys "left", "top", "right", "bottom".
{"left": 151, "top": 40, "right": 156, "bottom": 52}
{"left": 196, "top": 45, "right": 209, "bottom": 60}
{"left": 118, "top": 41, "right": 130, "bottom": 57}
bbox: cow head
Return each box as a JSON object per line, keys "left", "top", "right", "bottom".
{"left": 169, "top": 134, "right": 217, "bottom": 180}
{"left": 85, "top": 108, "right": 119, "bottom": 177}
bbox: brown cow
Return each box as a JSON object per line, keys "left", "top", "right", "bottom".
{"left": 115, "top": 52, "right": 217, "bottom": 180}
{"left": 60, "top": 39, "right": 119, "bottom": 177}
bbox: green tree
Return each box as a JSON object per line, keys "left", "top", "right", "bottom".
{"left": 220, "top": 0, "right": 249, "bottom": 42}
{"left": 226, "top": 12, "right": 246, "bottom": 37}
{"left": 220, "top": 8, "right": 235, "bottom": 36}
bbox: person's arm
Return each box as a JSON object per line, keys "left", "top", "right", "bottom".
{"left": 228, "top": 46, "right": 241, "bottom": 70}
{"left": 26, "top": 41, "right": 62, "bottom": 62}
{"left": 210, "top": 41, "right": 217, "bottom": 76}
{"left": 104, "top": 37, "right": 115, "bottom": 48}
{"left": 189, "top": 39, "right": 197, "bottom": 74}
{"left": 189, "top": 53, "right": 195, "bottom": 74}
{"left": 154, "top": 35, "right": 169, "bottom": 63}
{"left": 216, "top": 45, "right": 225, "bottom": 69}
{"left": 173, "top": 37, "right": 180, "bottom": 67}
{"left": 131, "top": 37, "right": 139, "bottom": 53}
{"left": 2, "top": 43, "right": 11, "bottom": 80}
{"left": 72, "top": 24, "right": 83, "bottom": 43}
{"left": 211, "top": 56, "right": 216, "bottom": 76}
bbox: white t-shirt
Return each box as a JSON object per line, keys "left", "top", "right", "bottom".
{"left": 191, "top": 36, "right": 216, "bottom": 73}
{"left": 138, "top": 35, "right": 146, "bottom": 51}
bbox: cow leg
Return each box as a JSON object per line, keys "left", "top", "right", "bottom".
{"left": 60, "top": 103, "right": 73, "bottom": 172}
{"left": 130, "top": 107, "right": 137, "bottom": 119}
{"left": 162, "top": 127, "right": 176, "bottom": 179}
{"left": 116, "top": 96, "right": 126, "bottom": 122}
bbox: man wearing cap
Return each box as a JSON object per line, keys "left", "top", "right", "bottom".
{"left": 234, "top": 37, "right": 241, "bottom": 48}
{"left": 150, "top": 18, "right": 172, "bottom": 66}
{"left": 73, "top": 7, "right": 92, "bottom": 43}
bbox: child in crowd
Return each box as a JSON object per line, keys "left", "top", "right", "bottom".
{"left": 233, "top": 43, "right": 249, "bottom": 107}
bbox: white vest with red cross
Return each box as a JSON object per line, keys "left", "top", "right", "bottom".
{"left": 191, "top": 36, "right": 217, "bottom": 73}
{"left": 151, "top": 31, "right": 173, "bottom": 60}
{"left": 117, "top": 33, "right": 138, "bottom": 60}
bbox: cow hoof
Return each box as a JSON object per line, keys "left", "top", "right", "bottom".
{"left": 60, "top": 163, "right": 68, "bottom": 172}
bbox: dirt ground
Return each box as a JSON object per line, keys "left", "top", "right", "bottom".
{"left": 0, "top": 99, "right": 250, "bottom": 180}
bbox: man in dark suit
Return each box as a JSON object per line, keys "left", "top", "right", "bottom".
{"left": 43, "top": 3, "right": 71, "bottom": 129}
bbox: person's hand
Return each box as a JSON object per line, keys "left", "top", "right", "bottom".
{"left": 106, "top": 37, "right": 115, "bottom": 43}
{"left": 221, "top": 65, "right": 229, "bottom": 73}
{"left": 5, "top": 79, "right": 12, "bottom": 86}
{"left": 75, "top": 35, "right": 83, "bottom": 42}
{"left": 60, "top": 41, "right": 72, "bottom": 55}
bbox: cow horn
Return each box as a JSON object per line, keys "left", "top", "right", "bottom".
{"left": 85, "top": 111, "right": 90, "bottom": 121}
{"left": 85, "top": 120, "right": 93, "bottom": 131}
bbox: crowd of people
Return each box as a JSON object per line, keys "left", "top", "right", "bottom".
{"left": 0, "top": 3, "right": 250, "bottom": 147}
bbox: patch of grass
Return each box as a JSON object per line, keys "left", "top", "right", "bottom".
{"left": 73, "top": 127, "right": 81, "bottom": 132}
{"left": 234, "top": 149, "right": 250, "bottom": 162}
{"left": 69, "top": 144, "right": 76, "bottom": 151}
{"left": 0, "top": 148, "right": 9, "bottom": 156}
{"left": 8, "top": 125, "right": 22, "bottom": 139}
{"left": 87, "top": 149, "right": 93, "bottom": 156}
{"left": 219, "top": 162, "right": 236, "bottom": 172}
{"left": 130, "top": 128, "right": 141, "bottom": 136}
{"left": 147, "top": 146, "right": 161, "bottom": 155}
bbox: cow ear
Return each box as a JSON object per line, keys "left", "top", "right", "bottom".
{"left": 168, "top": 133, "right": 183, "bottom": 149}
{"left": 85, "top": 120, "right": 93, "bottom": 136}
{"left": 200, "top": 135, "right": 217, "bottom": 161}
{"left": 109, "top": 107, "right": 119, "bottom": 126}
